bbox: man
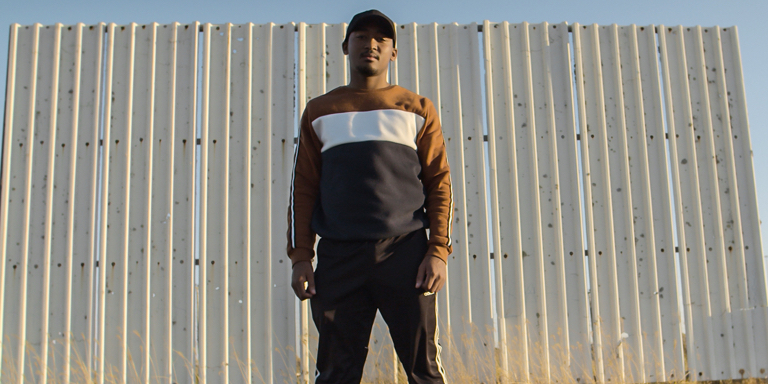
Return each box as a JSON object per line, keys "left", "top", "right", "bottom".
{"left": 287, "top": 9, "right": 452, "bottom": 384}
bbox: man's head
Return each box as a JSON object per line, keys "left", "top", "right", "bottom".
{"left": 342, "top": 10, "right": 396, "bottom": 49}
{"left": 342, "top": 10, "right": 397, "bottom": 78}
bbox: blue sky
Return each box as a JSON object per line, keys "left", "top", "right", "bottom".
{"left": 2, "top": 0, "right": 767, "bottom": 255}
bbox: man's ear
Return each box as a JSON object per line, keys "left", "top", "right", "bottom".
{"left": 390, "top": 47, "right": 397, "bottom": 62}
{"left": 342, "top": 41, "right": 349, "bottom": 55}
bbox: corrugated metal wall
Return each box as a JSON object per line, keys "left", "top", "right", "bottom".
{"left": 1, "top": 21, "right": 766, "bottom": 383}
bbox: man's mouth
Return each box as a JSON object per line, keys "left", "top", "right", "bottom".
{"left": 361, "top": 53, "right": 379, "bottom": 61}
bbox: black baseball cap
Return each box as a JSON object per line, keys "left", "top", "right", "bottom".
{"left": 343, "top": 10, "right": 396, "bottom": 48}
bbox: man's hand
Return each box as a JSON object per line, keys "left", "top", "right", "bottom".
{"left": 415, "top": 256, "right": 447, "bottom": 294}
{"left": 291, "top": 261, "right": 316, "bottom": 300}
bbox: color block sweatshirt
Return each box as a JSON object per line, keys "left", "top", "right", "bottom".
{"left": 287, "top": 85, "right": 453, "bottom": 265}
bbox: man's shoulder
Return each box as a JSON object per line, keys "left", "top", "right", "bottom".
{"left": 393, "top": 86, "right": 435, "bottom": 107}
{"left": 305, "top": 86, "right": 342, "bottom": 106}
{"left": 392, "top": 86, "right": 436, "bottom": 118}
{"left": 304, "top": 86, "right": 354, "bottom": 112}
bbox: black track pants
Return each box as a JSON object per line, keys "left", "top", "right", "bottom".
{"left": 310, "top": 228, "right": 446, "bottom": 384}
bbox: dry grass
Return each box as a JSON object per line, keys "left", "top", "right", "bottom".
{"left": 2, "top": 329, "right": 767, "bottom": 384}
{"left": 0, "top": 332, "right": 199, "bottom": 384}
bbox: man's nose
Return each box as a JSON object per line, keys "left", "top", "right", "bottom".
{"left": 364, "top": 37, "right": 379, "bottom": 50}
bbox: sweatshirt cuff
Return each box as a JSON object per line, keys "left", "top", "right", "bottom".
{"left": 425, "top": 244, "right": 449, "bottom": 263}
{"left": 289, "top": 248, "right": 315, "bottom": 267}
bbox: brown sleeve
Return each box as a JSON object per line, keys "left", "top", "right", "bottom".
{"left": 286, "top": 106, "right": 322, "bottom": 266}
{"left": 416, "top": 99, "right": 453, "bottom": 263}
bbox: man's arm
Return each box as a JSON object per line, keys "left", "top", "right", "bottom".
{"left": 287, "top": 107, "right": 322, "bottom": 299}
{"left": 415, "top": 98, "right": 452, "bottom": 293}
{"left": 416, "top": 99, "right": 453, "bottom": 262}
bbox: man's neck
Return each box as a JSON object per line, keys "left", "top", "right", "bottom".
{"left": 347, "top": 74, "right": 390, "bottom": 90}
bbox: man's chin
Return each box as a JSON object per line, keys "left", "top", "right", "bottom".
{"left": 354, "top": 65, "right": 379, "bottom": 77}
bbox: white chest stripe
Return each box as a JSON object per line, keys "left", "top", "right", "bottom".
{"left": 312, "top": 109, "right": 426, "bottom": 153}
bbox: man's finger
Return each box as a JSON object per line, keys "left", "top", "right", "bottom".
{"left": 415, "top": 263, "right": 426, "bottom": 288}
{"left": 432, "top": 275, "right": 444, "bottom": 293}
{"left": 306, "top": 270, "right": 316, "bottom": 295}
{"left": 297, "top": 280, "right": 313, "bottom": 300}
{"left": 292, "top": 275, "right": 306, "bottom": 298}
{"left": 425, "top": 271, "right": 437, "bottom": 293}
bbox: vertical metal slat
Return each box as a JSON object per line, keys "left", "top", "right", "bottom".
{"left": 0, "top": 23, "right": 19, "bottom": 380}
{"left": 572, "top": 23, "right": 611, "bottom": 382}
{"left": 685, "top": 25, "right": 734, "bottom": 380}
{"left": 39, "top": 23, "right": 63, "bottom": 384}
{"left": 659, "top": 24, "right": 715, "bottom": 380}
{"left": 481, "top": 20, "right": 511, "bottom": 380}
{"left": 483, "top": 21, "right": 530, "bottom": 382}
{"left": 620, "top": 24, "right": 665, "bottom": 382}
{"left": 226, "top": 22, "right": 250, "bottom": 384}
{"left": 169, "top": 22, "right": 198, "bottom": 384}
{"left": 637, "top": 24, "right": 685, "bottom": 381}
{"left": 146, "top": 22, "right": 171, "bottom": 383}
{"left": 547, "top": 22, "right": 592, "bottom": 383}
{"left": 721, "top": 26, "right": 768, "bottom": 378}
{"left": 198, "top": 22, "right": 212, "bottom": 384}
{"left": 269, "top": 22, "right": 298, "bottom": 383}
{"left": 462, "top": 21, "right": 496, "bottom": 383}
{"left": 97, "top": 22, "right": 116, "bottom": 384}
{"left": 21, "top": 23, "right": 50, "bottom": 384}
{"left": 248, "top": 22, "right": 272, "bottom": 384}
{"left": 435, "top": 21, "right": 471, "bottom": 371}
{"left": 325, "top": 23, "right": 348, "bottom": 89}
{"left": 518, "top": 22, "right": 551, "bottom": 381}
{"left": 201, "top": 22, "right": 232, "bottom": 384}
{"left": 60, "top": 23, "right": 85, "bottom": 382}
{"left": 701, "top": 25, "right": 755, "bottom": 378}
{"left": 600, "top": 24, "right": 645, "bottom": 381}
{"left": 532, "top": 23, "right": 570, "bottom": 379}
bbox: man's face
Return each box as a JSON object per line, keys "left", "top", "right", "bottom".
{"left": 342, "top": 22, "right": 397, "bottom": 78}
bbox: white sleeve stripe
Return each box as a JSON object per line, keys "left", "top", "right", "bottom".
{"left": 289, "top": 132, "right": 301, "bottom": 249}
{"left": 447, "top": 176, "right": 453, "bottom": 247}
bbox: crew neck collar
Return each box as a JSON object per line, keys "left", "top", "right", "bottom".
{"left": 343, "top": 84, "right": 397, "bottom": 92}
